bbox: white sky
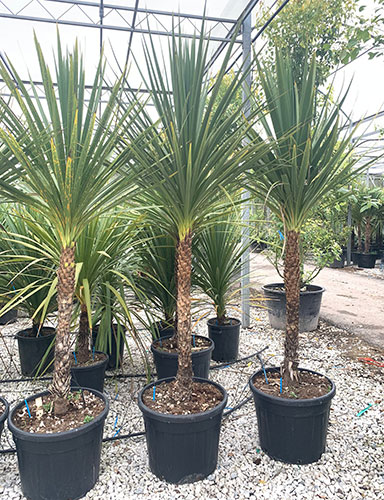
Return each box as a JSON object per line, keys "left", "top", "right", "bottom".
{"left": 0, "top": 0, "right": 383, "bottom": 123}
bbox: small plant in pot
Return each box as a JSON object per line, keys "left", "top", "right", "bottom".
{"left": 246, "top": 49, "right": 365, "bottom": 464}
{"left": 125, "top": 23, "right": 268, "bottom": 483}
{"left": 0, "top": 205, "right": 57, "bottom": 377}
{"left": 351, "top": 184, "right": 384, "bottom": 268}
{"left": 0, "top": 33, "right": 141, "bottom": 499}
{"left": 193, "top": 213, "right": 250, "bottom": 362}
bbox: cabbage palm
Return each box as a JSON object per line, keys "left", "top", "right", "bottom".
{"left": 123, "top": 28, "right": 269, "bottom": 396}
{"left": 247, "top": 51, "right": 363, "bottom": 385}
{"left": 0, "top": 34, "right": 141, "bottom": 414}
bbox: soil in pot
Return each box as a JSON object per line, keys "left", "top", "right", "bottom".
{"left": 71, "top": 351, "right": 108, "bottom": 393}
{"left": 151, "top": 335, "right": 213, "bottom": 380}
{"left": 8, "top": 388, "right": 109, "bottom": 500}
{"left": 262, "top": 283, "right": 324, "bottom": 332}
{"left": 0, "top": 396, "right": 9, "bottom": 439}
{"left": 207, "top": 317, "right": 240, "bottom": 362}
{"left": 139, "top": 377, "right": 227, "bottom": 484}
{"left": 16, "top": 327, "right": 56, "bottom": 377}
{"left": 249, "top": 367, "right": 336, "bottom": 464}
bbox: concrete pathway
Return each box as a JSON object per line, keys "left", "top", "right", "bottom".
{"left": 250, "top": 252, "right": 384, "bottom": 350}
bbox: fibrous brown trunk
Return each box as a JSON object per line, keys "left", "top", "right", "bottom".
{"left": 50, "top": 245, "right": 76, "bottom": 416}
{"left": 364, "top": 217, "right": 371, "bottom": 254}
{"left": 172, "top": 238, "right": 179, "bottom": 341}
{"left": 76, "top": 303, "right": 90, "bottom": 364}
{"left": 174, "top": 230, "right": 193, "bottom": 397}
{"left": 282, "top": 230, "right": 301, "bottom": 385}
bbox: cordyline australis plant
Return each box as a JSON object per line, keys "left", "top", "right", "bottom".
{"left": 247, "top": 50, "right": 365, "bottom": 386}
{"left": 0, "top": 33, "right": 141, "bottom": 415}
{"left": 122, "top": 25, "right": 270, "bottom": 398}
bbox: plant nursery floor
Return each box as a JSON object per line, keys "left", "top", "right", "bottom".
{"left": 251, "top": 252, "right": 384, "bottom": 350}
{"left": 0, "top": 309, "right": 383, "bottom": 500}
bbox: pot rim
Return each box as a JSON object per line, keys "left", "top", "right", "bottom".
{"left": 8, "top": 387, "right": 109, "bottom": 441}
{"left": 138, "top": 376, "right": 227, "bottom": 423}
{"left": 262, "top": 283, "right": 325, "bottom": 295}
{"left": 151, "top": 334, "right": 214, "bottom": 358}
{"left": 249, "top": 367, "right": 336, "bottom": 407}
{"left": 15, "top": 326, "right": 56, "bottom": 340}
{"left": 207, "top": 317, "right": 241, "bottom": 327}
{"left": 71, "top": 351, "right": 109, "bottom": 371}
{"left": 0, "top": 395, "right": 9, "bottom": 424}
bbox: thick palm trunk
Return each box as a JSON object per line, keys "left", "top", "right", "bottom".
{"left": 50, "top": 245, "right": 76, "bottom": 416}
{"left": 364, "top": 217, "right": 372, "bottom": 254}
{"left": 282, "top": 230, "right": 300, "bottom": 385}
{"left": 175, "top": 230, "right": 193, "bottom": 396}
{"left": 77, "top": 303, "right": 90, "bottom": 364}
{"left": 171, "top": 239, "right": 179, "bottom": 340}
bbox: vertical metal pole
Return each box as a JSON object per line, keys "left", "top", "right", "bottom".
{"left": 99, "top": 0, "right": 104, "bottom": 118}
{"left": 347, "top": 202, "right": 352, "bottom": 265}
{"left": 241, "top": 13, "right": 252, "bottom": 328}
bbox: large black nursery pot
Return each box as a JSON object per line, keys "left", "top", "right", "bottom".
{"left": 328, "top": 254, "right": 345, "bottom": 268}
{"left": 207, "top": 317, "right": 240, "bottom": 362}
{"left": 0, "top": 307, "right": 17, "bottom": 325}
{"left": 16, "top": 327, "right": 56, "bottom": 377}
{"left": 151, "top": 335, "right": 214, "bottom": 380}
{"left": 249, "top": 368, "right": 336, "bottom": 464}
{"left": 262, "top": 283, "right": 324, "bottom": 332}
{"left": 92, "top": 324, "right": 124, "bottom": 370}
{"left": 138, "top": 377, "right": 227, "bottom": 484}
{"left": 356, "top": 252, "right": 377, "bottom": 269}
{"left": 8, "top": 388, "right": 109, "bottom": 500}
{"left": 0, "top": 395, "right": 9, "bottom": 439}
{"left": 71, "top": 351, "right": 108, "bottom": 392}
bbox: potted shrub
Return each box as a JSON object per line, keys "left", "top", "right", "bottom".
{"left": 246, "top": 50, "right": 364, "bottom": 463}
{"left": 193, "top": 214, "right": 249, "bottom": 361}
{"left": 126, "top": 26, "right": 268, "bottom": 483}
{"left": 351, "top": 184, "right": 384, "bottom": 268}
{"left": 0, "top": 33, "right": 140, "bottom": 499}
{"left": 0, "top": 206, "right": 57, "bottom": 376}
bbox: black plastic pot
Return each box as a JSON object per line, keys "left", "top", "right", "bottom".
{"left": 0, "top": 307, "right": 17, "bottom": 325}
{"left": 92, "top": 324, "right": 125, "bottom": 370}
{"left": 0, "top": 395, "right": 9, "bottom": 439}
{"left": 207, "top": 317, "right": 240, "bottom": 362}
{"left": 262, "top": 283, "right": 324, "bottom": 332}
{"left": 151, "top": 320, "right": 175, "bottom": 340}
{"left": 328, "top": 255, "right": 345, "bottom": 268}
{"left": 356, "top": 252, "right": 377, "bottom": 269}
{"left": 249, "top": 368, "right": 335, "bottom": 464}
{"left": 151, "top": 335, "right": 214, "bottom": 380}
{"left": 138, "top": 377, "right": 227, "bottom": 484}
{"left": 16, "top": 327, "right": 56, "bottom": 377}
{"left": 8, "top": 388, "right": 108, "bottom": 500}
{"left": 71, "top": 351, "right": 108, "bottom": 392}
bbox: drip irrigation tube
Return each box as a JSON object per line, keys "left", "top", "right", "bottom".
{"left": 0, "top": 346, "right": 269, "bottom": 384}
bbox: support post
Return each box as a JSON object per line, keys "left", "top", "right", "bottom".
{"left": 241, "top": 12, "right": 252, "bottom": 328}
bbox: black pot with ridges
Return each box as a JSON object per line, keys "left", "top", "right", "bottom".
{"left": 356, "top": 252, "right": 377, "bottom": 269}
{"left": 249, "top": 367, "right": 336, "bottom": 464}
{"left": 207, "top": 317, "right": 240, "bottom": 362}
{"left": 138, "top": 377, "right": 227, "bottom": 484}
{"left": 8, "top": 388, "right": 109, "bottom": 500}
{"left": 151, "top": 335, "right": 214, "bottom": 380}
{"left": 16, "top": 327, "right": 56, "bottom": 377}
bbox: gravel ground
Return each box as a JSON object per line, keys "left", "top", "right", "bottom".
{"left": 0, "top": 309, "right": 383, "bottom": 500}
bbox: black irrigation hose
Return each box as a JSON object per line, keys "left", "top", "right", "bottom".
{"left": 102, "top": 431, "right": 145, "bottom": 443}
{"left": 0, "top": 347, "right": 269, "bottom": 384}
{"left": 224, "top": 395, "right": 253, "bottom": 417}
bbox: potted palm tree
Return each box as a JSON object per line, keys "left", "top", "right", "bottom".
{"left": 352, "top": 184, "right": 384, "bottom": 268}
{"left": 124, "top": 25, "right": 269, "bottom": 483}
{"left": 247, "top": 50, "right": 365, "bottom": 464}
{"left": 193, "top": 213, "right": 249, "bottom": 361}
{"left": 0, "top": 206, "right": 57, "bottom": 376}
{"left": 0, "top": 33, "right": 141, "bottom": 499}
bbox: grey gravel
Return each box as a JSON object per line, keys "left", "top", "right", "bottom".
{"left": 0, "top": 307, "right": 383, "bottom": 500}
